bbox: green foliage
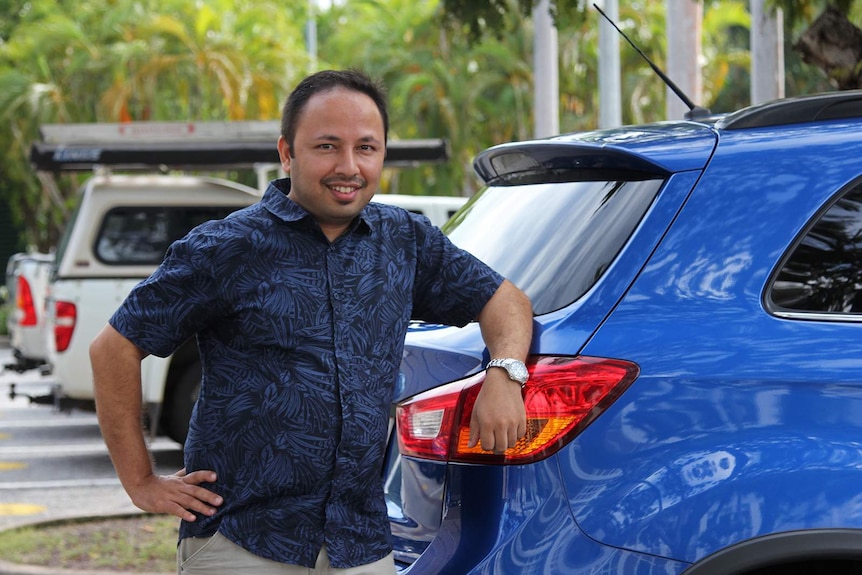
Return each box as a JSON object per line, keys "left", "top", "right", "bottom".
{"left": 764, "top": 0, "right": 861, "bottom": 94}
{"left": 702, "top": 0, "right": 752, "bottom": 112}
{"left": 0, "top": 0, "right": 310, "bottom": 251}
{"left": 439, "top": 0, "right": 590, "bottom": 43}
{"left": 768, "top": 0, "right": 857, "bottom": 27}
{"left": 318, "top": 0, "right": 538, "bottom": 194}
{"left": 1, "top": 0, "right": 855, "bottom": 248}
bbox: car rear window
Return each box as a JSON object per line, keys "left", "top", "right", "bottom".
{"left": 769, "top": 181, "right": 862, "bottom": 317}
{"left": 444, "top": 178, "right": 663, "bottom": 315}
{"left": 94, "top": 206, "right": 240, "bottom": 265}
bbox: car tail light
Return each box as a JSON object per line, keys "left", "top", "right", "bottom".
{"left": 396, "top": 356, "right": 639, "bottom": 464}
{"left": 15, "top": 276, "right": 38, "bottom": 326}
{"left": 54, "top": 301, "right": 77, "bottom": 352}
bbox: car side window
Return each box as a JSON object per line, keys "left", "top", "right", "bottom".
{"left": 94, "top": 207, "right": 237, "bottom": 265}
{"left": 769, "top": 182, "right": 862, "bottom": 316}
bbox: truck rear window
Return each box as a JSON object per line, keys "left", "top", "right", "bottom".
{"left": 94, "top": 206, "right": 239, "bottom": 265}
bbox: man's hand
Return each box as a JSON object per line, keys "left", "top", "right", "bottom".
{"left": 126, "top": 468, "right": 223, "bottom": 522}
{"left": 471, "top": 279, "right": 533, "bottom": 454}
{"left": 467, "top": 370, "right": 526, "bottom": 453}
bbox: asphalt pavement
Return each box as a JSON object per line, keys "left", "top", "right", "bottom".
{"left": 0, "top": 336, "right": 173, "bottom": 575}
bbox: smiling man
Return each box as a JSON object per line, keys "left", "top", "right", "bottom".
{"left": 90, "top": 69, "right": 533, "bottom": 574}
{"left": 276, "top": 81, "right": 385, "bottom": 241}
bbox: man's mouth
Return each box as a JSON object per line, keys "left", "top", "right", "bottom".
{"left": 330, "top": 185, "right": 358, "bottom": 196}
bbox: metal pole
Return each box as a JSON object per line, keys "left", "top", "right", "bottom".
{"left": 306, "top": 0, "right": 318, "bottom": 72}
{"left": 751, "top": 0, "right": 785, "bottom": 104}
{"left": 597, "top": 0, "right": 622, "bottom": 128}
{"left": 533, "top": 0, "right": 559, "bottom": 138}
{"left": 665, "top": 0, "right": 703, "bottom": 120}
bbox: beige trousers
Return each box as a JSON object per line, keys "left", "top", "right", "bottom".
{"left": 178, "top": 532, "right": 396, "bottom": 575}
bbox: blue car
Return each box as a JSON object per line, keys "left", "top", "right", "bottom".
{"left": 385, "top": 90, "right": 862, "bottom": 574}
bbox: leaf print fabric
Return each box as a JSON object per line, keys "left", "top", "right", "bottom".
{"left": 109, "top": 178, "right": 503, "bottom": 569}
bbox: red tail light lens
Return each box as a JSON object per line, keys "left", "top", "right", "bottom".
{"left": 15, "top": 276, "right": 38, "bottom": 326}
{"left": 397, "top": 356, "right": 639, "bottom": 464}
{"left": 54, "top": 301, "right": 77, "bottom": 352}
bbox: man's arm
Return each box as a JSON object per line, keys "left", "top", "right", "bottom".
{"left": 89, "top": 324, "right": 222, "bottom": 521}
{"left": 469, "top": 279, "right": 533, "bottom": 453}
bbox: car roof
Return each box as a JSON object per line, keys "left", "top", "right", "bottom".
{"left": 474, "top": 89, "right": 862, "bottom": 186}
{"left": 474, "top": 122, "right": 717, "bottom": 185}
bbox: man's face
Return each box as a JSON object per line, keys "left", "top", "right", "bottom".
{"left": 277, "top": 87, "right": 385, "bottom": 241}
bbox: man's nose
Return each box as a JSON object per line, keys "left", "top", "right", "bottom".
{"left": 336, "top": 149, "right": 360, "bottom": 175}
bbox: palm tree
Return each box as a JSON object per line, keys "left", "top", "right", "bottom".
{"left": 0, "top": 0, "right": 310, "bottom": 249}
{"left": 101, "top": 0, "right": 306, "bottom": 121}
{"left": 319, "top": 0, "right": 536, "bottom": 196}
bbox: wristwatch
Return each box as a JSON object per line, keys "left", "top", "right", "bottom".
{"left": 486, "top": 358, "right": 529, "bottom": 386}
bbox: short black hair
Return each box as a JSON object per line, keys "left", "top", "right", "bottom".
{"left": 280, "top": 69, "right": 389, "bottom": 156}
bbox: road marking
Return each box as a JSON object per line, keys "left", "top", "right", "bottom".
{"left": 0, "top": 477, "right": 121, "bottom": 490}
{"left": 0, "top": 418, "right": 99, "bottom": 429}
{"left": 0, "top": 503, "right": 46, "bottom": 516}
{"left": 0, "top": 439, "right": 181, "bottom": 459}
{"left": 0, "top": 433, "right": 10, "bottom": 440}
{"left": 0, "top": 462, "right": 26, "bottom": 471}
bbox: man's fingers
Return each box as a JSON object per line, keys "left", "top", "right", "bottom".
{"left": 483, "top": 423, "right": 525, "bottom": 453}
{"left": 176, "top": 489, "right": 221, "bottom": 517}
{"left": 468, "top": 413, "right": 480, "bottom": 449}
{"left": 167, "top": 502, "right": 199, "bottom": 523}
{"left": 130, "top": 472, "right": 223, "bottom": 521}
{"left": 181, "top": 469, "right": 217, "bottom": 485}
{"left": 183, "top": 483, "right": 224, "bottom": 508}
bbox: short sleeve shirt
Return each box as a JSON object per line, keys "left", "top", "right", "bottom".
{"left": 109, "top": 179, "right": 503, "bottom": 568}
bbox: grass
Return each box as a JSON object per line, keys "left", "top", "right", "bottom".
{"left": 0, "top": 514, "right": 178, "bottom": 573}
{"left": 0, "top": 304, "right": 8, "bottom": 336}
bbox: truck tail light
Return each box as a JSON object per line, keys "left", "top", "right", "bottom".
{"left": 396, "top": 356, "right": 639, "bottom": 464}
{"left": 15, "top": 276, "right": 38, "bottom": 326}
{"left": 54, "top": 301, "right": 77, "bottom": 352}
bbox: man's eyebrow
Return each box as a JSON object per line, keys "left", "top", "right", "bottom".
{"left": 312, "top": 134, "right": 383, "bottom": 145}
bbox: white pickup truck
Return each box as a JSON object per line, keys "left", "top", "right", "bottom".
{"left": 4, "top": 251, "right": 54, "bottom": 374}
{"left": 31, "top": 121, "right": 465, "bottom": 443}
{"left": 44, "top": 174, "right": 262, "bottom": 440}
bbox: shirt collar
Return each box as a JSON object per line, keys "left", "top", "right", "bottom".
{"left": 261, "top": 178, "right": 373, "bottom": 236}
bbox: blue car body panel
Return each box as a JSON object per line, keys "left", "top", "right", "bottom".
{"left": 392, "top": 93, "right": 862, "bottom": 573}
{"left": 558, "top": 121, "right": 719, "bottom": 172}
{"left": 567, "top": 120, "right": 862, "bottom": 562}
{"left": 399, "top": 460, "right": 691, "bottom": 574}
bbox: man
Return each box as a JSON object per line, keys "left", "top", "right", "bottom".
{"left": 90, "top": 69, "right": 533, "bottom": 574}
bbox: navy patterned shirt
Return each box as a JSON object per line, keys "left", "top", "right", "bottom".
{"left": 109, "top": 179, "right": 503, "bottom": 568}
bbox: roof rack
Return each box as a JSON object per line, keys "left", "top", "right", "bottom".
{"left": 717, "top": 90, "right": 862, "bottom": 130}
{"left": 29, "top": 121, "right": 449, "bottom": 172}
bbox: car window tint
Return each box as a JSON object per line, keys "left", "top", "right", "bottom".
{"left": 770, "top": 183, "right": 862, "bottom": 315}
{"left": 446, "top": 179, "right": 663, "bottom": 315}
{"left": 94, "top": 207, "right": 238, "bottom": 265}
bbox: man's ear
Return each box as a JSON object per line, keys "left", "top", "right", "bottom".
{"left": 276, "top": 136, "right": 291, "bottom": 173}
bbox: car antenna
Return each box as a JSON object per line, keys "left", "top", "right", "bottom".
{"left": 592, "top": 3, "right": 711, "bottom": 120}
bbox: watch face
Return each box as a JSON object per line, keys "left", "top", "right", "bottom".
{"left": 488, "top": 358, "right": 528, "bottom": 384}
{"left": 508, "top": 361, "right": 528, "bottom": 383}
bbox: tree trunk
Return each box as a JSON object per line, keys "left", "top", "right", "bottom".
{"left": 793, "top": 5, "right": 862, "bottom": 90}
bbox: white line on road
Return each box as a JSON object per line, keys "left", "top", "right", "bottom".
{"left": 0, "top": 477, "right": 122, "bottom": 490}
{"left": 0, "top": 417, "right": 99, "bottom": 429}
{"left": 0, "top": 439, "right": 181, "bottom": 458}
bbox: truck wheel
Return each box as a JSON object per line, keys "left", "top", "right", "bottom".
{"left": 164, "top": 362, "right": 201, "bottom": 445}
